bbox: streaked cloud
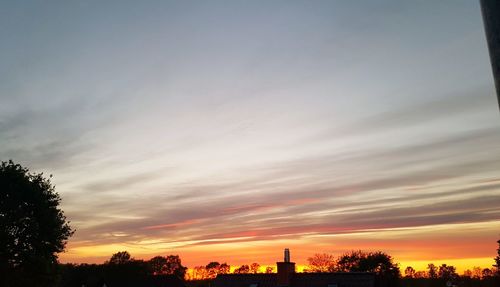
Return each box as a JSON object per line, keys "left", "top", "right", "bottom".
{"left": 0, "top": 0, "right": 499, "bottom": 270}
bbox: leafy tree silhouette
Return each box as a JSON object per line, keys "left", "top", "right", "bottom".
{"left": 404, "top": 266, "right": 415, "bottom": 278}
{"left": 494, "top": 239, "right": 500, "bottom": 276}
{"left": 336, "top": 250, "right": 400, "bottom": 286}
{"left": 0, "top": 160, "right": 73, "bottom": 287}
{"left": 472, "top": 266, "right": 482, "bottom": 279}
{"left": 234, "top": 264, "right": 250, "bottom": 274}
{"left": 481, "top": 268, "right": 493, "bottom": 278}
{"left": 427, "top": 263, "right": 438, "bottom": 279}
{"left": 307, "top": 253, "right": 336, "bottom": 273}
{"left": 463, "top": 269, "right": 473, "bottom": 278}
{"left": 204, "top": 261, "right": 230, "bottom": 278}
{"left": 219, "top": 263, "right": 230, "bottom": 274}
{"left": 250, "top": 263, "right": 261, "bottom": 274}
{"left": 437, "top": 264, "right": 457, "bottom": 280}
{"left": 193, "top": 265, "right": 208, "bottom": 280}
{"left": 147, "top": 255, "right": 187, "bottom": 278}
{"left": 168, "top": 255, "right": 187, "bottom": 278}
{"left": 413, "top": 271, "right": 426, "bottom": 278}
{"left": 149, "top": 256, "right": 168, "bottom": 274}
{"left": 107, "top": 251, "right": 132, "bottom": 264}
{"left": 265, "top": 266, "right": 274, "bottom": 273}
{"left": 336, "top": 250, "right": 364, "bottom": 272}
{"left": 206, "top": 261, "right": 221, "bottom": 279}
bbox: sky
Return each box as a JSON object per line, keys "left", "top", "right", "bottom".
{"left": 1, "top": 0, "right": 500, "bottom": 273}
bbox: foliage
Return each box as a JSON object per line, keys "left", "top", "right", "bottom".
{"left": 107, "top": 251, "right": 132, "bottom": 264}
{"left": 427, "top": 263, "right": 437, "bottom": 279}
{"left": 250, "top": 262, "right": 260, "bottom": 273}
{"left": 463, "top": 267, "right": 496, "bottom": 279}
{"left": 149, "top": 256, "right": 169, "bottom": 274}
{"left": 495, "top": 239, "right": 500, "bottom": 276}
{"left": 156, "top": 255, "right": 187, "bottom": 278}
{"left": 57, "top": 261, "right": 185, "bottom": 287}
{"left": 336, "top": 250, "right": 400, "bottom": 279}
{"left": 404, "top": 266, "right": 416, "bottom": 278}
{"left": 0, "top": 160, "right": 74, "bottom": 287}
{"left": 58, "top": 252, "right": 189, "bottom": 286}
{"left": 472, "top": 266, "right": 482, "bottom": 279}
{"left": 189, "top": 262, "right": 229, "bottom": 280}
{"left": 481, "top": 268, "right": 493, "bottom": 278}
{"left": 146, "top": 255, "right": 187, "bottom": 278}
{"left": 437, "top": 264, "right": 457, "bottom": 280}
{"left": 265, "top": 266, "right": 274, "bottom": 273}
{"left": 192, "top": 265, "right": 209, "bottom": 280}
{"left": 169, "top": 255, "right": 188, "bottom": 278}
{"left": 336, "top": 250, "right": 364, "bottom": 272}
{"left": 219, "top": 263, "right": 230, "bottom": 274}
{"left": 205, "top": 261, "right": 220, "bottom": 279}
{"left": 234, "top": 264, "right": 250, "bottom": 274}
{"left": 463, "top": 269, "right": 473, "bottom": 278}
{"left": 307, "top": 253, "right": 336, "bottom": 273}
{"left": 413, "top": 271, "right": 427, "bottom": 278}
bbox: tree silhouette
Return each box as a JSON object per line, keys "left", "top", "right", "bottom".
{"left": 250, "top": 263, "right": 261, "bottom": 274}
{"left": 413, "top": 271, "right": 426, "bottom": 278}
{"left": 139, "top": 254, "right": 187, "bottom": 278}
{"left": 362, "top": 251, "right": 400, "bottom": 278}
{"left": 427, "top": 263, "right": 437, "bottom": 278}
{"left": 482, "top": 268, "right": 493, "bottom": 278}
{"left": 336, "top": 250, "right": 364, "bottom": 272}
{"left": 437, "top": 264, "right": 457, "bottom": 280}
{"left": 307, "top": 253, "right": 336, "bottom": 273}
{"left": 206, "top": 261, "right": 221, "bottom": 279}
{"left": 148, "top": 256, "right": 168, "bottom": 274}
{"left": 337, "top": 251, "right": 400, "bottom": 277}
{"left": 193, "top": 265, "right": 208, "bottom": 280}
{"left": 219, "top": 263, "right": 230, "bottom": 274}
{"left": 463, "top": 269, "right": 472, "bottom": 278}
{"left": 472, "top": 266, "right": 482, "bottom": 279}
{"left": 265, "top": 266, "right": 274, "bottom": 273}
{"left": 234, "top": 265, "right": 250, "bottom": 274}
{"left": 163, "top": 255, "right": 187, "bottom": 278}
{"left": 495, "top": 239, "right": 500, "bottom": 276}
{"left": 404, "top": 266, "right": 415, "bottom": 278}
{"left": 0, "top": 160, "right": 74, "bottom": 287}
{"left": 108, "top": 251, "right": 132, "bottom": 264}
{"left": 336, "top": 250, "right": 400, "bottom": 286}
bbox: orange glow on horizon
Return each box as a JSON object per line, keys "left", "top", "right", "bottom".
{"left": 60, "top": 244, "right": 497, "bottom": 273}
{"left": 61, "top": 248, "right": 495, "bottom": 275}
{"left": 59, "top": 221, "right": 500, "bottom": 274}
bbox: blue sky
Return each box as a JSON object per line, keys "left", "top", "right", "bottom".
{"left": 1, "top": 1, "right": 499, "bottom": 268}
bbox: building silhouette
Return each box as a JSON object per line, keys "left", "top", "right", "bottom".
{"left": 213, "top": 249, "right": 375, "bottom": 287}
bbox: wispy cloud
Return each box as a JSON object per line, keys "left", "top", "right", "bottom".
{"left": 1, "top": 0, "right": 498, "bottom": 267}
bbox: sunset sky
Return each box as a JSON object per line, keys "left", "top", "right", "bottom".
{"left": 1, "top": 0, "right": 499, "bottom": 273}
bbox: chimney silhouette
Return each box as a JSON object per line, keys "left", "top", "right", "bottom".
{"left": 284, "top": 248, "right": 290, "bottom": 262}
{"left": 277, "top": 248, "right": 295, "bottom": 287}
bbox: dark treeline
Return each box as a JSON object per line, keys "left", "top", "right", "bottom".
{"left": 58, "top": 251, "right": 187, "bottom": 287}
{"left": 56, "top": 246, "right": 500, "bottom": 287}
{"left": 397, "top": 240, "right": 500, "bottom": 287}
{"left": 306, "top": 251, "right": 400, "bottom": 276}
{"left": 399, "top": 277, "right": 499, "bottom": 287}
{"left": 305, "top": 249, "right": 500, "bottom": 287}
{"left": 402, "top": 264, "right": 496, "bottom": 280}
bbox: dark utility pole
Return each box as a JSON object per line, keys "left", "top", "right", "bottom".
{"left": 480, "top": 0, "right": 500, "bottom": 110}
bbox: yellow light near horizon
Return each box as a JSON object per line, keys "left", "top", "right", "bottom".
{"left": 398, "top": 257, "right": 495, "bottom": 273}
{"left": 185, "top": 264, "right": 309, "bottom": 276}
{"left": 59, "top": 220, "right": 500, "bottom": 272}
